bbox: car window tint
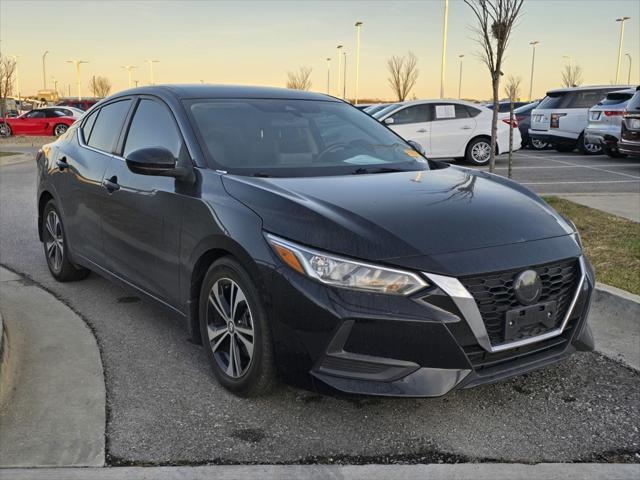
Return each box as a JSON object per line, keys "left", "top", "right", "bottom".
{"left": 454, "top": 104, "right": 470, "bottom": 119}
{"left": 87, "top": 100, "right": 131, "bottom": 152}
{"left": 567, "top": 90, "right": 608, "bottom": 109}
{"left": 465, "top": 105, "right": 482, "bottom": 117}
{"left": 390, "top": 105, "right": 430, "bottom": 125}
{"left": 123, "top": 99, "right": 183, "bottom": 159}
{"left": 599, "top": 92, "right": 634, "bottom": 106}
{"left": 27, "top": 110, "right": 46, "bottom": 118}
{"left": 81, "top": 109, "right": 99, "bottom": 142}
{"left": 538, "top": 93, "right": 567, "bottom": 109}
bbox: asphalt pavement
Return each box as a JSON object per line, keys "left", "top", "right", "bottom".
{"left": 0, "top": 144, "right": 639, "bottom": 466}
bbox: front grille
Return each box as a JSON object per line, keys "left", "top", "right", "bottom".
{"left": 460, "top": 258, "right": 580, "bottom": 346}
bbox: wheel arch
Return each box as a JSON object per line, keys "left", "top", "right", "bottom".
{"left": 37, "top": 190, "right": 55, "bottom": 242}
{"left": 466, "top": 134, "right": 498, "bottom": 155}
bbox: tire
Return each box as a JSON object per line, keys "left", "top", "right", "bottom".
{"left": 465, "top": 137, "right": 492, "bottom": 166}
{"left": 53, "top": 124, "right": 68, "bottom": 137}
{"left": 530, "top": 138, "right": 549, "bottom": 150}
{"left": 0, "top": 123, "right": 11, "bottom": 137}
{"left": 577, "top": 133, "right": 602, "bottom": 155}
{"left": 603, "top": 146, "right": 627, "bottom": 159}
{"left": 555, "top": 144, "right": 575, "bottom": 153}
{"left": 42, "top": 200, "right": 90, "bottom": 282}
{"left": 199, "top": 256, "right": 275, "bottom": 397}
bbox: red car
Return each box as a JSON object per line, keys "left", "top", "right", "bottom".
{"left": 0, "top": 108, "right": 76, "bottom": 137}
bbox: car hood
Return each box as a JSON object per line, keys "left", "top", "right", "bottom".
{"left": 221, "top": 166, "right": 573, "bottom": 263}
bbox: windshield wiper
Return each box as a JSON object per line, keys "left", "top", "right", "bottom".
{"left": 351, "top": 167, "right": 406, "bottom": 175}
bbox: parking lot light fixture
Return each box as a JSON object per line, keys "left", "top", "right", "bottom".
{"left": 336, "top": 45, "right": 343, "bottom": 98}
{"left": 52, "top": 77, "right": 59, "bottom": 98}
{"left": 145, "top": 59, "right": 159, "bottom": 85}
{"left": 9, "top": 55, "right": 21, "bottom": 102}
{"left": 342, "top": 50, "right": 347, "bottom": 100}
{"left": 615, "top": 17, "right": 630, "bottom": 84}
{"left": 66, "top": 59, "right": 89, "bottom": 100}
{"left": 325, "top": 57, "right": 331, "bottom": 94}
{"left": 121, "top": 65, "right": 138, "bottom": 88}
{"left": 458, "top": 54, "right": 464, "bottom": 99}
{"left": 42, "top": 50, "right": 50, "bottom": 90}
{"left": 528, "top": 41, "right": 539, "bottom": 101}
{"left": 625, "top": 53, "right": 632, "bottom": 84}
{"left": 354, "top": 21, "right": 363, "bottom": 105}
{"left": 440, "top": 0, "right": 449, "bottom": 98}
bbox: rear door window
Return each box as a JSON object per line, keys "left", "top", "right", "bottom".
{"left": 86, "top": 100, "right": 131, "bottom": 152}
{"left": 389, "top": 104, "right": 430, "bottom": 125}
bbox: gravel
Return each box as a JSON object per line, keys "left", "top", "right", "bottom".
{"left": 1, "top": 156, "right": 639, "bottom": 465}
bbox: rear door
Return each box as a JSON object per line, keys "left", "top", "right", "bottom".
{"left": 385, "top": 104, "right": 431, "bottom": 154}
{"left": 429, "top": 103, "right": 477, "bottom": 158}
{"left": 101, "top": 97, "right": 187, "bottom": 306}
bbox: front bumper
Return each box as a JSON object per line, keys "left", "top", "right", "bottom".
{"left": 261, "top": 250, "right": 595, "bottom": 397}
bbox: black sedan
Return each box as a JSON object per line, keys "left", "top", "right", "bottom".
{"left": 36, "top": 85, "right": 595, "bottom": 397}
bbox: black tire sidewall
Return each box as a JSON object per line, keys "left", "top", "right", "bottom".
{"left": 198, "top": 257, "right": 273, "bottom": 396}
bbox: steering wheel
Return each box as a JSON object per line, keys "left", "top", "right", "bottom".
{"left": 314, "top": 143, "right": 353, "bottom": 163}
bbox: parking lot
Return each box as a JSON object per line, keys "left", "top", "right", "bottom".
{"left": 1, "top": 142, "right": 639, "bottom": 465}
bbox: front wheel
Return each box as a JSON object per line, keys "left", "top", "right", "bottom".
{"left": 465, "top": 138, "right": 492, "bottom": 166}
{"left": 53, "top": 124, "right": 68, "bottom": 137}
{"left": 42, "top": 200, "right": 90, "bottom": 282}
{"left": 0, "top": 123, "right": 11, "bottom": 137}
{"left": 199, "top": 257, "right": 275, "bottom": 397}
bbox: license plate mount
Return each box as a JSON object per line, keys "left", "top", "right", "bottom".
{"left": 505, "top": 301, "right": 557, "bottom": 342}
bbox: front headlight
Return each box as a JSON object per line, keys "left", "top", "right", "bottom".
{"left": 266, "top": 233, "right": 428, "bottom": 295}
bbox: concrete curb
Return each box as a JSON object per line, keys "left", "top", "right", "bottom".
{"left": 591, "top": 283, "right": 640, "bottom": 370}
{"left": 1, "top": 463, "right": 639, "bottom": 480}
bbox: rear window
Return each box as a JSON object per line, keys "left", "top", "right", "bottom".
{"left": 566, "top": 90, "right": 608, "bottom": 108}
{"left": 598, "top": 92, "right": 634, "bottom": 106}
{"left": 537, "top": 93, "right": 567, "bottom": 109}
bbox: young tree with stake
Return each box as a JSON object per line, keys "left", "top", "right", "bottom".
{"left": 504, "top": 75, "right": 521, "bottom": 179}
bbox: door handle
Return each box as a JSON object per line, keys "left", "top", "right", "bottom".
{"left": 102, "top": 176, "right": 120, "bottom": 193}
{"left": 461, "top": 126, "right": 473, "bottom": 130}
{"left": 416, "top": 128, "right": 428, "bottom": 133}
{"left": 56, "top": 157, "right": 68, "bottom": 171}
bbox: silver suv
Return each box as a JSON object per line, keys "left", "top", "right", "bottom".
{"left": 529, "top": 85, "right": 632, "bottom": 155}
{"left": 585, "top": 88, "right": 636, "bottom": 158}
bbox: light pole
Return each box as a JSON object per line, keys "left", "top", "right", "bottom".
{"left": 42, "top": 50, "right": 50, "bottom": 90}
{"left": 52, "top": 77, "right": 59, "bottom": 98}
{"left": 336, "top": 45, "right": 343, "bottom": 99}
{"left": 528, "top": 41, "right": 539, "bottom": 101}
{"left": 354, "top": 21, "right": 363, "bottom": 105}
{"left": 457, "top": 54, "right": 464, "bottom": 99}
{"left": 66, "top": 59, "right": 89, "bottom": 100}
{"left": 325, "top": 57, "right": 331, "bottom": 94}
{"left": 439, "top": 0, "right": 449, "bottom": 98}
{"left": 615, "top": 16, "right": 630, "bottom": 84}
{"left": 626, "top": 53, "right": 632, "bottom": 84}
{"left": 342, "top": 50, "right": 347, "bottom": 100}
{"left": 9, "top": 55, "right": 20, "bottom": 101}
{"left": 145, "top": 59, "right": 159, "bottom": 85}
{"left": 121, "top": 65, "right": 138, "bottom": 88}
{"left": 134, "top": 80, "right": 139, "bottom": 87}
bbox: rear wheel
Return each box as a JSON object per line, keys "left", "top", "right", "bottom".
{"left": 199, "top": 257, "right": 275, "bottom": 397}
{"left": 603, "top": 146, "right": 627, "bottom": 158}
{"left": 578, "top": 133, "right": 602, "bottom": 155}
{"left": 42, "top": 200, "right": 90, "bottom": 282}
{"left": 530, "top": 138, "right": 549, "bottom": 150}
{"left": 53, "top": 123, "right": 68, "bottom": 137}
{"left": 465, "top": 138, "right": 492, "bottom": 166}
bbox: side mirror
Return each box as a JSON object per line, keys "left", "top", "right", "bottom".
{"left": 384, "top": 117, "right": 395, "bottom": 125}
{"left": 126, "top": 147, "right": 183, "bottom": 177}
{"left": 407, "top": 140, "right": 426, "bottom": 156}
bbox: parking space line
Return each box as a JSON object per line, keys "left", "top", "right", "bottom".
{"left": 493, "top": 163, "right": 640, "bottom": 170}
{"left": 520, "top": 180, "right": 640, "bottom": 185}
{"left": 541, "top": 157, "right": 640, "bottom": 180}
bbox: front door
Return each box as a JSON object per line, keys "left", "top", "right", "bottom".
{"left": 386, "top": 104, "right": 431, "bottom": 155}
{"left": 101, "top": 97, "right": 188, "bottom": 307}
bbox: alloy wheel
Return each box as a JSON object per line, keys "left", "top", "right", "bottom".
{"left": 471, "top": 141, "right": 491, "bottom": 163}
{"left": 583, "top": 140, "right": 602, "bottom": 154}
{"left": 0, "top": 123, "right": 10, "bottom": 137}
{"left": 44, "top": 210, "right": 64, "bottom": 273}
{"left": 530, "top": 138, "right": 548, "bottom": 150}
{"left": 54, "top": 124, "right": 68, "bottom": 136}
{"left": 207, "top": 278, "right": 255, "bottom": 378}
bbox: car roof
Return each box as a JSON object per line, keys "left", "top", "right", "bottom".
{"left": 112, "top": 84, "right": 342, "bottom": 102}
{"left": 546, "top": 85, "right": 633, "bottom": 94}
{"left": 396, "top": 98, "right": 482, "bottom": 108}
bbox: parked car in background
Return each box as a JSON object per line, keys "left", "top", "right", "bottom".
{"left": 375, "top": 99, "right": 520, "bottom": 165}
{"left": 618, "top": 86, "right": 640, "bottom": 157}
{"left": 56, "top": 98, "right": 100, "bottom": 111}
{"left": 529, "top": 85, "right": 631, "bottom": 154}
{"left": 364, "top": 103, "right": 397, "bottom": 116}
{"left": 584, "top": 88, "right": 636, "bottom": 158}
{"left": 353, "top": 103, "right": 372, "bottom": 111}
{"left": 0, "top": 108, "right": 76, "bottom": 137}
{"left": 36, "top": 85, "right": 594, "bottom": 397}
{"left": 500, "top": 101, "right": 548, "bottom": 150}
{"left": 486, "top": 100, "right": 529, "bottom": 113}
{"left": 41, "top": 106, "right": 86, "bottom": 120}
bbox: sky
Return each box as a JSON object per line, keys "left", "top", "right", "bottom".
{"left": 1, "top": 0, "right": 639, "bottom": 101}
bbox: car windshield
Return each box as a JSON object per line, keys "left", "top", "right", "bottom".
{"left": 188, "top": 99, "right": 428, "bottom": 177}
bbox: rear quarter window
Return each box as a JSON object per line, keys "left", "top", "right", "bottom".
{"left": 598, "top": 92, "right": 634, "bottom": 106}
{"left": 537, "top": 93, "right": 567, "bottom": 109}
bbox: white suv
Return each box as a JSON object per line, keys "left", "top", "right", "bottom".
{"left": 529, "top": 85, "right": 632, "bottom": 154}
{"left": 374, "top": 99, "right": 520, "bottom": 165}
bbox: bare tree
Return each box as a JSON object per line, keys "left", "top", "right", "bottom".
{"left": 286, "top": 66, "right": 313, "bottom": 91}
{"left": 504, "top": 75, "right": 521, "bottom": 178}
{"left": 387, "top": 52, "right": 419, "bottom": 102}
{"left": 464, "top": 0, "right": 524, "bottom": 172}
{"left": 0, "top": 54, "right": 17, "bottom": 119}
{"left": 89, "top": 76, "right": 112, "bottom": 98}
{"left": 561, "top": 63, "right": 583, "bottom": 88}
